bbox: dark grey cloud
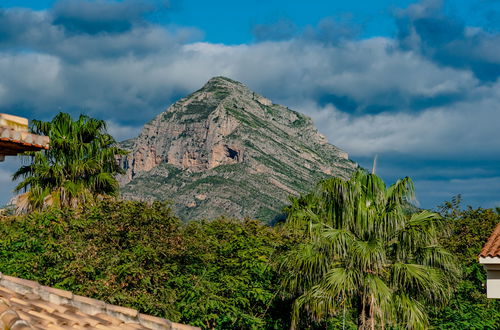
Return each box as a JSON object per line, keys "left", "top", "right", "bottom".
{"left": 0, "top": 1, "right": 197, "bottom": 61}
{"left": 0, "top": 8, "right": 48, "bottom": 46}
{"left": 396, "top": 0, "right": 500, "bottom": 81}
{"left": 52, "top": 0, "right": 160, "bottom": 35}
{"left": 300, "top": 78, "right": 500, "bottom": 161}
{"left": 252, "top": 16, "right": 360, "bottom": 45}
{"left": 354, "top": 155, "right": 500, "bottom": 209}
{"left": 302, "top": 17, "right": 361, "bottom": 45}
{"left": 414, "top": 176, "right": 500, "bottom": 209}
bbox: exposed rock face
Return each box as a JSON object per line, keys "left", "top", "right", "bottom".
{"left": 118, "top": 77, "right": 357, "bottom": 221}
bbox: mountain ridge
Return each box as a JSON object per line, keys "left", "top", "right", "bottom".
{"left": 118, "top": 77, "right": 357, "bottom": 221}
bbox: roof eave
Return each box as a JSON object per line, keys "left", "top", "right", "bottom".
{"left": 479, "top": 256, "right": 500, "bottom": 265}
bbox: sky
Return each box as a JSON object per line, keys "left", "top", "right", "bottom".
{"left": 0, "top": 0, "right": 499, "bottom": 210}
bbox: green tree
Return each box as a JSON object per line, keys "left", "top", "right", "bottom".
{"left": 428, "top": 197, "right": 500, "bottom": 329}
{"left": 0, "top": 200, "right": 292, "bottom": 329}
{"left": 13, "top": 112, "right": 126, "bottom": 211}
{"left": 280, "top": 170, "right": 457, "bottom": 329}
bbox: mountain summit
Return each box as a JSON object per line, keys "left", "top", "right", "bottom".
{"left": 118, "top": 77, "right": 357, "bottom": 221}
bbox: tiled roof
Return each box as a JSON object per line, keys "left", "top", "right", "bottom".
{"left": 0, "top": 273, "right": 198, "bottom": 330}
{"left": 0, "top": 114, "right": 29, "bottom": 131}
{"left": 480, "top": 221, "right": 500, "bottom": 258}
{"left": 0, "top": 126, "right": 49, "bottom": 156}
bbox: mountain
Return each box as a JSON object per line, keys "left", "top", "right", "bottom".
{"left": 117, "top": 77, "right": 357, "bottom": 221}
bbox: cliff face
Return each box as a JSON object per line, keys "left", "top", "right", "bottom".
{"left": 118, "top": 77, "right": 357, "bottom": 221}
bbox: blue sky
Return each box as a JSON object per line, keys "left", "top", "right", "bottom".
{"left": 4, "top": 0, "right": 497, "bottom": 42}
{"left": 0, "top": 0, "right": 499, "bottom": 210}
{"left": 4, "top": 1, "right": 498, "bottom": 43}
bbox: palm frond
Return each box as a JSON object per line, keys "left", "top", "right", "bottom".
{"left": 12, "top": 112, "right": 126, "bottom": 212}
{"left": 281, "top": 169, "right": 456, "bottom": 329}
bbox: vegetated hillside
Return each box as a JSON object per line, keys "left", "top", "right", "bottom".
{"left": 118, "top": 76, "right": 357, "bottom": 221}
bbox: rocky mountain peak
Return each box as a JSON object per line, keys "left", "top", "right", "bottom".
{"left": 118, "top": 77, "right": 357, "bottom": 221}
{"left": 171, "top": 76, "right": 274, "bottom": 118}
{"left": 204, "top": 76, "right": 244, "bottom": 89}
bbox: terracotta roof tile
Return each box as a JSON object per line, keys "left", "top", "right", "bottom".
{"left": 0, "top": 126, "right": 49, "bottom": 157}
{"left": 480, "top": 221, "right": 500, "bottom": 257}
{"left": 0, "top": 273, "right": 200, "bottom": 330}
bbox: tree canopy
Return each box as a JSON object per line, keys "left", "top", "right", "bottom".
{"left": 428, "top": 197, "right": 500, "bottom": 329}
{"left": 280, "top": 170, "right": 457, "bottom": 329}
{"left": 13, "top": 112, "right": 126, "bottom": 212}
{"left": 0, "top": 199, "right": 291, "bottom": 329}
{"left": 0, "top": 189, "right": 497, "bottom": 329}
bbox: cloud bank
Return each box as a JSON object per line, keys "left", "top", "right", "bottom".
{"left": 0, "top": 0, "right": 498, "bottom": 208}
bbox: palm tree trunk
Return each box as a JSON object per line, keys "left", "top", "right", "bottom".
{"left": 358, "top": 295, "right": 376, "bottom": 330}
{"left": 369, "top": 295, "right": 375, "bottom": 330}
{"left": 357, "top": 296, "right": 365, "bottom": 329}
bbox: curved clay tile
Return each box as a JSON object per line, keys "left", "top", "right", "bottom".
{"left": 480, "top": 221, "right": 500, "bottom": 258}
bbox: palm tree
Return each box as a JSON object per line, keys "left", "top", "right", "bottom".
{"left": 280, "top": 170, "right": 457, "bottom": 329}
{"left": 13, "top": 112, "right": 126, "bottom": 212}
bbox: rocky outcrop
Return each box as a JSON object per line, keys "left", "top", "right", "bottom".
{"left": 118, "top": 77, "right": 357, "bottom": 221}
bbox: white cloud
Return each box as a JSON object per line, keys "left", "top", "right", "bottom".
{"left": 0, "top": 4, "right": 498, "bottom": 208}
{"left": 0, "top": 53, "right": 63, "bottom": 109}
{"left": 300, "top": 79, "right": 500, "bottom": 159}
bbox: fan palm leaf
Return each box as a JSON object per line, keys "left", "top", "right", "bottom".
{"left": 280, "top": 170, "right": 456, "bottom": 329}
{"left": 13, "top": 112, "right": 126, "bottom": 212}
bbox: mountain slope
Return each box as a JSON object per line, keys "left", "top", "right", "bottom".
{"left": 118, "top": 77, "right": 357, "bottom": 221}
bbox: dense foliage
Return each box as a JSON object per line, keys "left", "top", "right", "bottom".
{"left": 281, "top": 170, "right": 457, "bottom": 329}
{"left": 428, "top": 196, "right": 500, "bottom": 329}
{"left": 13, "top": 112, "right": 126, "bottom": 212}
{"left": 0, "top": 199, "right": 291, "bottom": 329}
{"left": 2, "top": 157, "right": 499, "bottom": 330}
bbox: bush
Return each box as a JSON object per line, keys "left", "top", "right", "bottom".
{"left": 428, "top": 198, "right": 500, "bottom": 329}
{"left": 0, "top": 199, "right": 291, "bottom": 329}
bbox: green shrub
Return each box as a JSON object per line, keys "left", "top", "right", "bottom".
{"left": 0, "top": 199, "right": 291, "bottom": 329}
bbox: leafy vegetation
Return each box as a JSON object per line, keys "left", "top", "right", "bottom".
{"left": 1, "top": 189, "right": 499, "bottom": 329}
{"left": 13, "top": 112, "right": 126, "bottom": 212}
{"left": 428, "top": 196, "right": 500, "bottom": 329}
{"left": 291, "top": 115, "right": 308, "bottom": 128}
{"left": 0, "top": 199, "right": 291, "bottom": 329}
{"left": 280, "top": 170, "right": 457, "bottom": 329}
{"left": 183, "top": 101, "right": 219, "bottom": 117}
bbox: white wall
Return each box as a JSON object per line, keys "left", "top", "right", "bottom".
{"left": 479, "top": 257, "right": 500, "bottom": 299}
